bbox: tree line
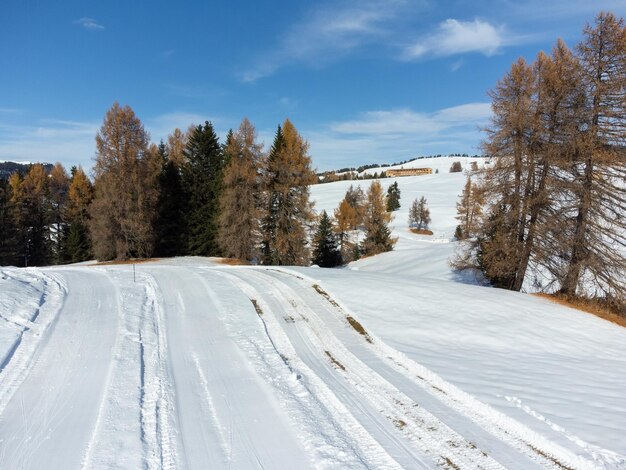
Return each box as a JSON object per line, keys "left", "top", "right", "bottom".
{"left": 454, "top": 12, "right": 626, "bottom": 314}
{"left": 1, "top": 103, "right": 398, "bottom": 268}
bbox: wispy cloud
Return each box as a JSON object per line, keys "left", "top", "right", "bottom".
{"left": 242, "top": 0, "right": 408, "bottom": 81}
{"left": 0, "top": 108, "right": 23, "bottom": 114}
{"left": 404, "top": 19, "right": 508, "bottom": 59}
{"left": 0, "top": 119, "right": 99, "bottom": 169}
{"left": 307, "top": 103, "right": 492, "bottom": 170}
{"left": 0, "top": 111, "right": 225, "bottom": 170}
{"left": 74, "top": 17, "right": 105, "bottom": 31}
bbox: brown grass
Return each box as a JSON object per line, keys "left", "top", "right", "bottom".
{"left": 393, "top": 419, "right": 407, "bottom": 430}
{"left": 250, "top": 299, "right": 263, "bottom": 316}
{"left": 346, "top": 316, "right": 374, "bottom": 343}
{"left": 441, "top": 457, "right": 461, "bottom": 470}
{"left": 89, "top": 258, "right": 160, "bottom": 266}
{"left": 535, "top": 293, "right": 626, "bottom": 329}
{"left": 217, "top": 257, "right": 250, "bottom": 266}
{"left": 410, "top": 228, "right": 434, "bottom": 236}
{"left": 324, "top": 351, "right": 346, "bottom": 371}
{"left": 312, "top": 284, "right": 340, "bottom": 308}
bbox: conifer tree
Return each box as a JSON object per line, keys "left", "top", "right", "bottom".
{"left": 218, "top": 118, "right": 263, "bottom": 262}
{"left": 49, "top": 162, "right": 70, "bottom": 263}
{"left": 334, "top": 198, "right": 359, "bottom": 262}
{"left": 154, "top": 141, "right": 186, "bottom": 257}
{"left": 455, "top": 176, "right": 483, "bottom": 239}
{"left": 386, "top": 181, "right": 401, "bottom": 211}
{"left": 449, "top": 161, "right": 463, "bottom": 173}
{"left": 167, "top": 128, "right": 188, "bottom": 168}
{"left": 90, "top": 102, "right": 159, "bottom": 260}
{"left": 183, "top": 121, "right": 225, "bottom": 256}
{"left": 261, "top": 119, "right": 315, "bottom": 266}
{"left": 344, "top": 184, "right": 366, "bottom": 225}
{"left": 65, "top": 166, "right": 93, "bottom": 262}
{"left": 454, "top": 13, "right": 626, "bottom": 304}
{"left": 19, "top": 164, "right": 53, "bottom": 266}
{"left": 558, "top": 12, "right": 626, "bottom": 304}
{"left": 408, "top": 196, "right": 431, "bottom": 230}
{"left": 469, "top": 56, "right": 539, "bottom": 289}
{"left": 8, "top": 172, "right": 27, "bottom": 266}
{"left": 361, "top": 180, "right": 396, "bottom": 256}
{"left": 312, "top": 210, "right": 342, "bottom": 267}
{"left": 0, "top": 178, "right": 20, "bottom": 266}
{"left": 333, "top": 184, "right": 366, "bottom": 263}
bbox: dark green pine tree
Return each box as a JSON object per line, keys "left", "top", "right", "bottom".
{"left": 65, "top": 219, "right": 91, "bottom": 262}
{"left": 183, "top": 121, "right": 225, "bottom": 256}
{"left": 312, "top": 210, "right": 342, "bottom": 267}
{"left": 154, "top": 141, "right": 186, "bottom": 257}
{"left": 386, "top": 181, "right": 401, "bottom": 211}
{"left": 0, "top": 179, "right": 20, "bottom": 266}
{"left": 222, "top": 129, "right": 235, "bottom": 166}
{"left": 261, "top": 125, "right": 285, "bottom": 264}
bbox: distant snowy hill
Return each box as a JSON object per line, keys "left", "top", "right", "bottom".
{"left": 0, "top": 161, "right": 53, "bottom": 179}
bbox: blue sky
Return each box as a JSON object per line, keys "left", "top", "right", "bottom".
{"left": 2, "top": 0, "right": 625, "bottom": 171}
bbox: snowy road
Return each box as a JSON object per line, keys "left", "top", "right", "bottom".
{"left": 0, "top": 262, "right": 617, "bottom": 469}
{"left": 0, "top": 269, "right": 118, "bottom": 469}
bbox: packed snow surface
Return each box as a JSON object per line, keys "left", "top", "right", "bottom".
{"left": 0, "top": 157, "right": 624, "bottom": 469}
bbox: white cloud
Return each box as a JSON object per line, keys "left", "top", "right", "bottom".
{"left": 242, "top": 0, "right": 408, "bottom": 81}
{"left": 0, "top": 111, "right": 225, "bottom": 171}
{"left": 74, "top": 17, "right": 105, "bottom": 31}
{"left": 404, "top": 19, "right": 506, "bottom": 59}
{"left": 0, "top": 119, "right": 99, "bottom": 170}
{"left": 307, "top": 103, "right": 492, "bottom": 170}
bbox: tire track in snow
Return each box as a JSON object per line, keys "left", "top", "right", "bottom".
{"left": 0, "top": 268, "right": 121, "bottom": 470}
{"left": 233, "top": 267, "right": 506, "bottom": 470}
{"left": 215, "top": 268, "right": 427, "bottom": 469}
{"left": 80, "top": 269, "right": 177, "bottom": 470}
{"left": 190, "top": 352, "right": 232, "bottom": 459}
{"left": 270, "top": 267, "right": 600, "bottom": 470}
{"left": 140, "top": 275, "right": 176, "bottom": 470}
{"left": 148, "top": 265, "right": 314, "bottom": 469}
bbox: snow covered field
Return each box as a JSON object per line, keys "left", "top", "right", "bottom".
{"left": 0, "top": 157, "right": 625, "bottom": 469}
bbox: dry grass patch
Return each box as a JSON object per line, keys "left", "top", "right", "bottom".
{"left": 324, "top": 351, "right": 346, "bottom": 371}
{"left": 346, "top": 316, "right": 374, "bottom": 343}
{"left": 217, "top": 257, "right": 250, "bottom": 266}
{"left": 393, "top": 419, "right": 407, "bottom": 430}
{"left": 441, "top": 457, "right": 461, "bottom": 470}
{"left": 535, "top": 293, "right": 626, "bottom": 329}
{"left": 250, "top": 299, "right": 263, "bottom": 316}
{"left": 410, "top": 228, "right": 433, "bottom": 236}
{"left": 89, "top": 258, "right": 160, "bottom": 266}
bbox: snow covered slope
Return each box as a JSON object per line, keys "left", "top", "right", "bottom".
{"left": 0, "top": 158, "right": 624, "bottom": 469}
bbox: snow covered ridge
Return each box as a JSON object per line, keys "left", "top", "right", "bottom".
{"left": 1, "top": 262, "right": 624, "bottom": 469}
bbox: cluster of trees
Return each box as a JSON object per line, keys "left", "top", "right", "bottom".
{"left": 454, "top": 12, "right": 626, "bottom": 313}
{"left": 88, "top": 104, "right": 318, "bottom": 266}
{"left": 1, "top": 103, "right": 399, "bottom": 269}
{"left": 316, "top": 169, "right": 389, "bottom": 184}
{"left": 0, "top": 163, "right": 93, "bottom": 266}
{"left": 320, "top": 181, "right": 397, "bottom": 266}
{"left": 0, "top": 162, "right": 53, "bottom": 180}
{"left": 449, "top": 161, "right": 463, "bottom": 173}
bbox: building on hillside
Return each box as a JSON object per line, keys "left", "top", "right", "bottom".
{"left": 386, "top": 167, "right": 432, "bottom": 177}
